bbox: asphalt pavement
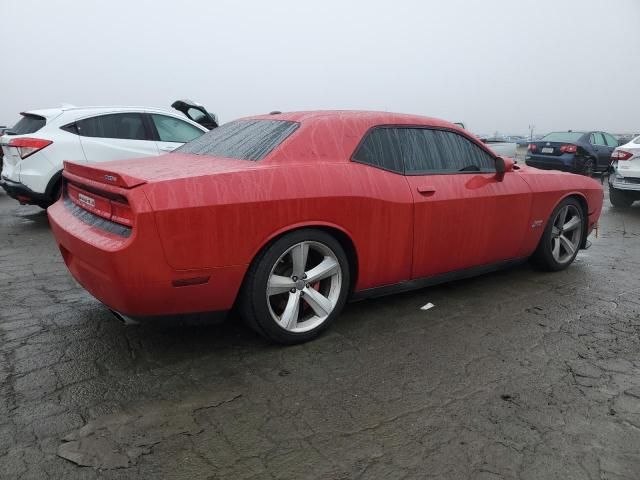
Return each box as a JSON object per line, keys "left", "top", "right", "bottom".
{"left": 1, "top": 185, "right": 639, "bottom": 480}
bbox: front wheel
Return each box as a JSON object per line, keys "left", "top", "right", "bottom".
{"left": 531, "top": 198, "right": 585, "bottom": 271}
{"left": 239, "top": 229, "right": 350, "bottom": 344}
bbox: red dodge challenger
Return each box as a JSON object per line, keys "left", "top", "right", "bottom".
{"left": 48, "top": 111, "right": 603, "bottom": 344}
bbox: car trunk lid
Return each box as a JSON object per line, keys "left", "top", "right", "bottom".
{"left": 615, "top": 145, "right": 640, "bottom": 179}
{"left": 63, "top": 154, "right": 259, "bottom": 187}
{"left": 529, "top": 141, "right": 579, "bottom": 156}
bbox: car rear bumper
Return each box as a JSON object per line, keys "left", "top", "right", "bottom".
{"left": 524, "top": 154, "right": 575, "bottom": 172}
{"left": 0, "top": 177, "right": 50, "bottom": 205}
{"left": 48, "top": 197, "right": 247, "bottom": 318}
{"left": 609, "top": 172, "right": 640, "bottom": 192}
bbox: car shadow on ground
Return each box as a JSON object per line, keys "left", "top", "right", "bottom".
{"left": 86, "top": 260, "right": 540, "bottom": 369}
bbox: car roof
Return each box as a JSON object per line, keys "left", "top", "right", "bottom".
{"left": 23, "top": 105, "right": 185, "bottom": 120}
{"left": 246, "top": 110, "right": 458, "bottom": 129}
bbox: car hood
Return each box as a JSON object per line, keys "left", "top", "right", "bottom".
{"left": 65, "top": 154, "right": 260, "bottom": 187}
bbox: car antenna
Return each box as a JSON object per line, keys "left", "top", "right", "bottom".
{"left": 269, "top": 111, "right": 282, "bottom": 115}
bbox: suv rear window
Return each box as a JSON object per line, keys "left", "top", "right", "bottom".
{"left": 175, "top": 119, "right": 299, "bottom": 161}
{"left": 8, "top": 114, "right": 46, "bottom": 135}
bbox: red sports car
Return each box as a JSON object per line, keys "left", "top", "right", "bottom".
{"left": 48, "top": 111, "right": 603, "bottom": 344}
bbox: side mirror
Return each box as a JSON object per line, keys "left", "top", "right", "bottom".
{"left": 495, "top": 157, "right": 514, "bottom": 181}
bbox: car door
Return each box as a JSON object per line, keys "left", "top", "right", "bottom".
{"left": 148, "top": 113, "right": 207, "bottom": 154}
{"left": 76, "top": 112, "right": 159, "bottom": 163}
{"left": 399, "top": 128, "right": 533, "bottom": 279}
{"left": 589, "top": 132, "right": 611, "bottom": 170}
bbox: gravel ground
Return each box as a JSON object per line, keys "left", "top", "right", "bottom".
{"left": 1, "top": 184, "right": 639, "bottom": 480}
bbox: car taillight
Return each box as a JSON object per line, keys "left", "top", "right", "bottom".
{"left": 528, "top": 143, "right": 537, "bottom": 152}
{"left": 110, "top": 201, "right": 133, "bottom": 226}
{"left": 67, "top": 183, "right": 134, "bottom": 227}
{"left": 8, "top": 137, "right": 52, "bottom": 159}
{"left": 612, "top": 150, "right": 633, "bottom": 161}
{"left": 560, "top": 144, "right": 577, "bottom": 153}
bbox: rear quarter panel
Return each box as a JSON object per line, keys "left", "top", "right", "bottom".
{"left": 518, "top": 167, "right": 603, "bottom": 253}
{"left": 143, "top": 162, "right": 414, "bottom": 291}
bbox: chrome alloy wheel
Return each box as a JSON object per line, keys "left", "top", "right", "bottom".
{"left": 550, "top": 204, "right": 583, "bottom": 264}
{"left": 266, "top": 241, "right": 342, "bottom": 333}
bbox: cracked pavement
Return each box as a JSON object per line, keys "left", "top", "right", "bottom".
{"left": 1, "top": 185, "right": 639, "bottom": 479}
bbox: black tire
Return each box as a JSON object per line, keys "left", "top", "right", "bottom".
{"left": 239, "top": 229, "right": 350, "bottom": 344}
{"left": 531, "top": 197, "right": 585, "bottom": 272}
{"left": 609, "top": 186, "right": 634, "bottom": 208}
{"left": 581, "top": 157, "right": 594, "bottom": 177}
{"left": 38, "top": 180, "right": 63, "bottom": 210}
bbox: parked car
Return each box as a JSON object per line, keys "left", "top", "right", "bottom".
{"left": 0, "top": 100, "right": 215, "bottom": 208}
{"left": 525, "top": 131, "right": 619, "bottom": 175}
{"left": 48, "top": 111, "right": 603, "bottom": 345}
{"left": 0, "top": 127, "right": 8, "bottom": 171}
{"left": 608, "top": 135, "right": 640, "bottom": 207}
{"left": 479, "top": 137, "right": 517, "bottom": 158}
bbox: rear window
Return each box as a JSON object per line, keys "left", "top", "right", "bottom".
{"left": 542, "top": 132, "right": 585, "bottom": 142}
{"left": 9, "top": 114, "right": 46, "bottom": 135}
{"left": 175, "top": 119, "right": 299, "bottom": 161}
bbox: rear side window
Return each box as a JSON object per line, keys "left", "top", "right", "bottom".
{"left": 352, "top": 128, "right": 404, "bottom": 173}
{"left": 151, "top": 114, "right": 204, "bottom": 143}
{"left": 10, "top": 114, "right": 46, "bottom": 135}
{"left": 175, "top": 119, "right": 299, "bottom": 161}
{"left": 402, "top": 129, "right": 495, "bottom": 174}
{"left": 590, "top": 132, "right": 606, "bottom": 146}
{"left": 76, "top": 113, "right": 148, "bottom": 140}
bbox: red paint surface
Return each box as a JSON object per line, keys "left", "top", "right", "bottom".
{"left": 48, "top": 111, "right": 604, "bottom": 317}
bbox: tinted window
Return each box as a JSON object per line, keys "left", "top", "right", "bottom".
{"left": 542, "top": 132, "right": 585, "bottom": 142}
{"left": 151, "top": 114, "right": 203, "bottom": 143}
{"left": 352, "top": 128, "right": 404, "bottom": 173}
{"left": 603, "top": 133, "right": 619, "bottom": 147}
{"left": 402, "top": 129, "right": 495, "bottom": 174}
{"left": 590, "top": 132, "right": 606, "bottom": 146}
{"left": 633, "top": 136, "right": 640, "bottom": 145}
{"left": 175, "top": 119, "right": 299, "bottom": 161}
{"left": 76, "top": 113, "right": 148, "bottom": 140}
{"left": 9, "top": 114, "right": 46, "bottom": 135}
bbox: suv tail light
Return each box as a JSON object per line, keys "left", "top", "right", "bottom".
{"left": 8, "top": 137, "right": 53, "bottom": 159}
{"left": 612, "top": 150, "right": 633, "bottom": 161}
{"left": 560, "top": 144, "right": 577, "bottom": 153}
{"left": 528, "top": 143, "right": 537, "bottom": 152}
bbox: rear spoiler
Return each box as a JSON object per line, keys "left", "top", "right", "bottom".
{"left": 63, "top": 161, "right": 146, "bottom": 189}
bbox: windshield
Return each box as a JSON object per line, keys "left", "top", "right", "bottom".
{"left": 175, "top": 119, "right": 299, "bottom": 161}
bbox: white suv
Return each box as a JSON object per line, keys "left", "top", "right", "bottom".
{"left": 0, "top": 100, "right": 216, "bottom": 208}
{"left": 609, "top": 135, "right": 640, "bottom": 207}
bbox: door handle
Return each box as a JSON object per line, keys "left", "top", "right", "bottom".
{"left": 417, "top": 186, "right": 436, "bottom": 195}
{"left": 159, "top": 146, "right": 176, "bottom": 152}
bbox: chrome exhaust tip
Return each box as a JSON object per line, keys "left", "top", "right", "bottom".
{"left": 109, "top": 309, "right": 139, "bottom": 326}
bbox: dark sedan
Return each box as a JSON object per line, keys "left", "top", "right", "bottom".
{"left": 525, "top": 131, "right": 619, "bottom": 175}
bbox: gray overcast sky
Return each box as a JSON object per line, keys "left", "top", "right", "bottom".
{"left": 2, "top": 0, "right": 639, "bottom": 134}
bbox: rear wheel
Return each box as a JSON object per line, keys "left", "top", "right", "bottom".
{"left": 581, "top": 157, "right": 594, "bottom": 177}
{"left": 239, "top": 229, "right": 350, "bottom": 344}
{"left": 38, "top": 179, "right": 63, "bottom": 210}
{"left": 531, "top": 198, "right": 585, "bottom": 271}
{"left": 609, "top": 186, "right": 635, "bottom": 208}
